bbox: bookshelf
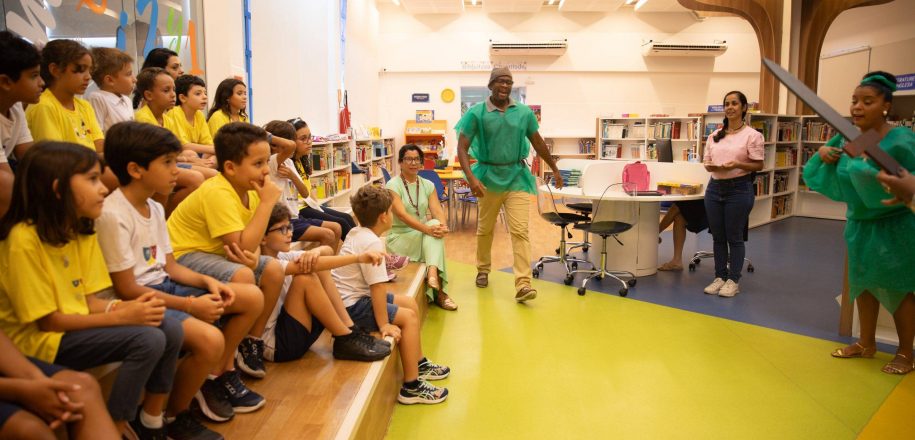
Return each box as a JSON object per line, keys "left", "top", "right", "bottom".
{"left": 534, "top": 135, "right": 596, "bottom": 180}
{"left": 309, "top": 138, "right": 353, "bottom": 204}
{"left": 405, "top": 120, "right": 446, "bottom": 160}
{"left": 796, "top": 115, "right": 847, "bottom": 220}
{"left": 596, "top": 116, "right": 700, "bottom": 162}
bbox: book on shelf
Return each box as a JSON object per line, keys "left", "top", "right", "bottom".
{"left": 803, "top": 121, "right": 836, "bottom": 141}
{"left": 775, "top": 147, "right": 798, "bottom": 167}
{"left": 578, "top": 138, "right": 595, "bottom": 154}
{"left": 777, "top": 121, "right": 800, "bottom": 142}
{"left": 800, "top": 147, "right": 817, "bottom": 166}
{"left": 773, "top": 172, "right": 790, "bottom": 193}
{"left": 751, "top": 119, "right": 772, "bottom": 140}
{"left": 630, "top": 145, "right": 640, "bottom": 157}
{"left": 754, "top": 173, "right": 770, "bottom": 196}
{"left": 704, "top": 122, "right": 721, "bottom": 138}
{"left": 602, "top": 142, "right": 623, "bottom": 159}
{"left": 771, "top": 194, "right": 792, "bottom": 217}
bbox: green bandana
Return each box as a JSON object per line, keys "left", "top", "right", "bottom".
{"left": 860, "top": 74, "right": 897, "bottom": 92}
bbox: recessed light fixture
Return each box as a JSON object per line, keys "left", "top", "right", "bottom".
{"left": 391, "top": 0, "right": 400, "bottom": 5}
{"left": 625, "top": 0, "right": 637, "bottom": 4}
{"left": 472, "top": 0, "right": 478, "bottom": 5}
{"left": 558, "top": 0, "right": 566, "bottom": 8}
{"left": 635, "top": 0, "right": 649, "bottom": 10}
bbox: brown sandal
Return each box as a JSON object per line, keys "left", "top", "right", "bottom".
{"left": 831, "top": 342, "right": 877, "bottom": 359}
{"left": 427, "top": 271, "right": 441, "bottom": 290}
{"left": 435, "top": 291, "right": 458, "bottom": 311}
{"left": 882, "top": 353, "right": 914, "bottom": 375}
{"left": 657, "top": 262, "right": 683, "bottom": 272}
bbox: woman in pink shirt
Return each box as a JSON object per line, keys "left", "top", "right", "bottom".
{"left": 701, "top": 91, "right": 764, "bottom": 297}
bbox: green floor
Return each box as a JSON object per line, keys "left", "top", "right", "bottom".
{"left": 387, "top": 262, "right": 903, "bottom": 440}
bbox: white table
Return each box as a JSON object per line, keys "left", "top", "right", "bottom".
{"left": 543, "top": 160, "right": 709, "bottom": 277}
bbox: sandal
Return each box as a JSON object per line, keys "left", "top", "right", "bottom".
{"left": 435, "top": 291, "right": 458, "bottom": 311}
{"left": 657, "top": 262, "right": 683, "bottom": 272}
{"left": 427, "top": 271, "right": 441, "bottom": 290}
{"left": 831, "top": 342, "right": 877, "bottom": 358}
{"left": 475, "top": 272, "right": 488, "bottom": 288}
{"left": 882, "top": 353, "right": 915, "bottom": 375}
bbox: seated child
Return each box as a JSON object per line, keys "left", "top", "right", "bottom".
{"left": 259, "top": 204, "right": 390, "bottom": 363}
{"left": 169, "top": 75, "right": 214, "bottom": 156}
{"left": 0, "top": 329, "right": 119, "bottom": 440}
{"left": 331, "top": 185, "right": 450, "bottom": 405}
{"left": 0, "top": 31, "right": 41, "bottom": 217}
{"left": 0, "top": 141, "right": 182, "bottom": 439}
{"left": 263, "top": 120, "right": 342, "bottom": 250}
{"left": 96, "top": 121, "right": 265, "bottom": 429}
{"left": 87, "top": 47, "right": 135, "bottom": 133}
{"left": 166, "top": 122, "right": 286, "bottom": 383}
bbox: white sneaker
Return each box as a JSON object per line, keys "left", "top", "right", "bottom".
{"left": 718, "top": 280, "right": 740, "bottom": 297}
{"left": 704, "top": 278, "right": 726, "bottom": 295}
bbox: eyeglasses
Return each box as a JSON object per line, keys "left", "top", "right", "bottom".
{"left": 268, "top": 225, "right": 293, "bottom": 235}
{"left": 402, "top": 157, "right": 422, "bottom": 164}
{"left": 493, "top": 78, "right": 514, "bottom": 86}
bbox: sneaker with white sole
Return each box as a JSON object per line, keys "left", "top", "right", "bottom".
{"left": 397, "top": 380, "right": 448, "bottom": 405}
{"left": 718, "top": 279, "right": 740, "bottom": 297}
{"left": 418, "top": 358, "right": 450, "bottom": 380}
{"left": 704, "top": 278, "right": 726, "bottom": 295}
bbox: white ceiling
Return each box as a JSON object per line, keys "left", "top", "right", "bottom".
{"left": 386, "top": 0, "right": 690, "bottom": 14}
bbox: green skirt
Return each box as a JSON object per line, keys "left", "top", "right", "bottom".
{"left": 386, "top": 219, "right": 448, "bottom": 303}
{"left": 845, "top": 211, "right": 915, "bottom": 312}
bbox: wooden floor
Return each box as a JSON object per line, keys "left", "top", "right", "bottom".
{"left": 205, "top": 264, "right": 426, "bottom": 439}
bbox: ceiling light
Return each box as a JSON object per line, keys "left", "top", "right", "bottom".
{"left": 472, "top": 0, "right": 478, "bottom": 4}
{"left": 391, "top": 0, "right": 400, "bottom": 5}
{"left": 559, "top": 0, "right": 566, "bottom": 8}
{"left": 635, "top": 0, "right": 649, "bottom": 9}
{"left": 548, "top": 0, "right": 556, "bottom": 5}
{"left": 625, "top": 0, "right": 637, "bottom": 4}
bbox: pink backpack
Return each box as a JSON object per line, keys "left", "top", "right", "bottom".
{"left": 622, "top": 161, "right": 650, "bottom": 192}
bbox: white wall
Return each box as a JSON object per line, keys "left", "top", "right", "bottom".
{"left": 345, "top": 0, "right": 382, "bottom": 136}
{"left": 375, "top": 5, "right": 761, "bottom": 157}
{"left": 202, "top": 0, "right": 245, "bottom": 88}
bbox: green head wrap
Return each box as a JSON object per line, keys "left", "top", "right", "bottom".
{"left": 860, "top": 74, "right": 897, "bottom": 92}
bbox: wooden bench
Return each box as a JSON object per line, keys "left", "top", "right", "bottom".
{"left": 206, "top": 262, "right": 429, "bottom": 439}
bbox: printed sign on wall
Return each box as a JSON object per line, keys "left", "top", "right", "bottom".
{"left": 412, "top": 93, "right": 430, "bottom": 103}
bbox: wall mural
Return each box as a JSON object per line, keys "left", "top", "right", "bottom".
{"left": 1, "top": 0, "right": 205, "bottom": 77}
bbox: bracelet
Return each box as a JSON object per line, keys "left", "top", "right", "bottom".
{"left": 184, "top": 296, "right": 193, "bottom": 314}
{"left": 105, "top": 300, "right": 121, "bottom": 314}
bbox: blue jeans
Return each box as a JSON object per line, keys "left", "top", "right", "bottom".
{"left": 704, "top": 175, "right": 754, "bottom": 282}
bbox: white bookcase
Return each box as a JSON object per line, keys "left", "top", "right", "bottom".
{"left": 796, "top": 116, "right": 847, "bottom": 220}
{"left": 596, "top": 116, "right": 700, "bottom": 162}
{"left": 308, "top": 135, "right": 395, "bottom": 208}
{"left": 536, "top": 135, "right": 597, "bottom": 180}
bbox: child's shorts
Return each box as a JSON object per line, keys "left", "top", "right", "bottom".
{"left": 268, "top": 307, "right": 325, "bottom": 363}
{"left": 0, "top": 358, "right": 64, "bottom": 429}
{"left": 177, "top": 251, "right": 273, "bottom": 285}
{"left": 177, "top": 163, "right": 193, "bottom": 169}
{"left": 291, "top": 217, "right": 326, "bottom": 241}
{"left": 147, "top": 277, "right": 210, "bottom": 322}
{"left": 345, "top": 293, "right": 398, "bottom": 332}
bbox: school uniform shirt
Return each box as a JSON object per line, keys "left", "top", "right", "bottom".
{"left": 96, "top": 189, "right": 170, "bottom": 287}
{"left": 135, "top": 105, "right": 182, "bottom": 135}
{"left": 167, "top": 173, "right": 261, "bottom": 259}
{"left": 0, "top": 102, "right": 32, "bottom": 163}
{"left": 26, "top": 89, "right": 103, "bottom": 151}
{"left": 168, "top": 107, "right": 213, "bottom": 146}
{"left": 0, "top": 223, "right": 112, "bottom": 362}
{"left": 330, "top": 227, "right": 388, "bottom": 307}
{"left": 87, "top": 90, "right": 134, "bottom": 133}
{"left": 703, "top": 125, "right": 765, "bottom": 180}
{"left": 262, "top": 251, "right": 300, "bottom": 361}
{"left": 207, "top": 110, "right": 249, "bottom": 138}
{"left": 269, "top": 154, "right": 306, "bottom": 215}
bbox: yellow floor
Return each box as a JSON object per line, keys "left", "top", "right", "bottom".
{"left": 387, "top": 262, "right": 905, "bottom": 440}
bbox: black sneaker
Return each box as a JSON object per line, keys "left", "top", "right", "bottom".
{"left": 333, "top": 332, "right": 390, "bottom": 362}
{"left": 351, "top": 325, "right": 392, "bottom": 348}
{"left": 216, "top": 370, "right": 266, "bottom": 413}
{"left": 418, "top": 359, "right": 450, "bottom": 380}
{"left": 397, "top": 380, "right": 448, "bottom": 405}
{"left": 127, "top": 408, "right": 167, "bottom": 440}
{"left": 167, "top": 411, "right": 224, "bottom": 440}
{"left": 235, "top": 337, "right": 266, "bottom": 378}
{"left": 194, "top": 378, "right": 234, "bottom": 422}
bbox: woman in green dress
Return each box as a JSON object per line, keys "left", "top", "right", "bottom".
{"left": 804, "top": 71, "right": 915, "bottom": 375}
{"left": 386, "top": 145, "right": 457, "bottom": 311}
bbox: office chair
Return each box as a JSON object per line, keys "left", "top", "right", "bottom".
{"left": 531, "top": 177, "right": 593, "bottom": 282}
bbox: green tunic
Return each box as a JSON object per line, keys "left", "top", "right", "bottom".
{"left": 803, "top": 127, "right": 915, "bottom": 312}
{"left": 455, "top": 98, "right": 539, "bottom": 194}
{"left": 385, "top": 176, "right": 448, "bottom": 302}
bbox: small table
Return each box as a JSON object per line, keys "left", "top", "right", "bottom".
{"left": 540, "top": 185, "right": 705, "bottom": 277}
{"left": 435, "top": 169, "right": 466, "bottom": 230}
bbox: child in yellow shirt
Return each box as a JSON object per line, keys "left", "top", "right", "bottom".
{"left": 169, "top": 75, "right": 215, "bottom": 156}
{"left": 207, "top": 78, "right": 249, "bottom": 136}
{"left": 0, "top": 141, "right": 182, "bottom": 438}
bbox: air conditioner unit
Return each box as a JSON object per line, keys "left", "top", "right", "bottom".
{"left": 490, "top": 39, "right": 567, "bottom": 56}
{"left": 641, "top": 41, "right": 727, "bottom": 57}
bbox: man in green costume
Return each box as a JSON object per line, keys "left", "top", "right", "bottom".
{"left": 456, "top": 67, "right": 563, "bottom": 302}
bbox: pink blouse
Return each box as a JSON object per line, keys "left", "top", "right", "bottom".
{"left": 703, "top": 125, "right": 764, "bottom": 180}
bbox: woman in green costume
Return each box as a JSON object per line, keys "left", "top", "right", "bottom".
{"left": 386, "top": 145, "right": 457, "bottom": 311}
{"left": 804, "top": 71, "right": 915, "bottom": 375}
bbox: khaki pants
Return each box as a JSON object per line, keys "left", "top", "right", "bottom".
{"left": 476, "top": 190, "right": 531, "bottom": 290}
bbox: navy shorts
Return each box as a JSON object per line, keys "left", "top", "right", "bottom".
{"left": 0, "top": 358, "right": 65, "bottom": 429}
{"left": 177, "top": 163, "right": 192, "bottom": 169}
{"left": 272, "top": 307, "right": 325, "bottom": 362}
{"left": 291, "top": 217, "right": 325, "bottom": 241}
{"left": 345, "top": 293, "right": 398, "bottom": 332}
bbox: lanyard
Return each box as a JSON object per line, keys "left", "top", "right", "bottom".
{"left": 401, "top": 176, "right": 421, "bottom": 218}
